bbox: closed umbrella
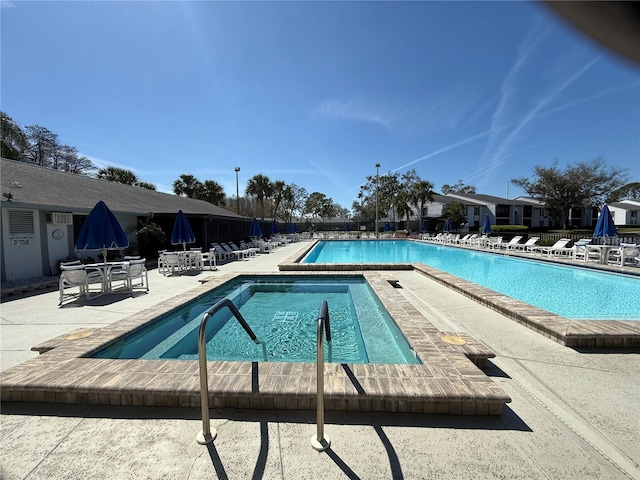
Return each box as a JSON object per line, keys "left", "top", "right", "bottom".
{"left": 75, "top": 200, "right": 129, "bottom": 263}
{"left": 443, "top": 217, "right": 454, "bottom": 232}
{"left": 344, "top": 222, "right": 350, "bottom": 232}
{"left": 271, "top": 219, "right": 279, "bottom": 235}
{"left": 249, "top": 218, "right": 262, "bottom": 238}
{"left": 293, "top": 223, "right": 299, "bottom": 233}
{"left": 420, "top": 220, "right": 428, "bottom": 233}
{"left": 171, "top": 210, "right": 196, "bottom": 251}
{"left": 286, "top": 222, "right": 292, "bottom": 234}
{"left": 593, "top": 204, "right": 617, "bottom": 243}
{"left": 481, "top": 214, "right": 492, "bottom": 235}
{"left": 384, "top": 222, "right": 392, "bottom": 232}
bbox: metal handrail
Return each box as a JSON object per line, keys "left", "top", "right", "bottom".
{"left": 196, "top": 298, "right": 264, "bottom": 445}
{"left": 311, "top": 300, "right": 332, "bottom": 451}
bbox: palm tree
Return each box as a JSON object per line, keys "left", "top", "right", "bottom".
{"left": 173, "top": 174, "right": 202, "bottom": 198}
{"left": 199, "top": 180, "right": 226, "bottom": 206}
{"left": 0, "top": 112, "right": 27, "bottom": 160}
{"left": 246, "top": 174, "right": 273, "bottom": 220}
{"left": 410, "top": 179, "right": 435, "bottom": 225}
{"left": 271, "top": 180, "right": 287, "bottom": 219}
{"left": 97, "top": 166, "right": 140, "bottom": 185}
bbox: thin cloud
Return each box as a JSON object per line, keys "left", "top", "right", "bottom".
{"left": 312, "top": 97, "right": 394, "bottom": 130}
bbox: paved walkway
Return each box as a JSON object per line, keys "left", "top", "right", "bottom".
{"left": 1, "top": 241, "right": 638, "bottom": 479}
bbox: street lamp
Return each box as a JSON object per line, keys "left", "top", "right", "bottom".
{"left": 234, "top": 167, "right": 240, "bottom": 214}
{"left": 375, "top": 163, "right": 380, "bottom": 238}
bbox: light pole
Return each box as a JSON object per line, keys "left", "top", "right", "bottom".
{"left": 358, "top": 186, "right": 364, "bottom": 238}
{"left": 234, "top": 167, "right": 240, "bottom": 214}
{"left": 375, "top": 163, "right": 380, "bottom": 238}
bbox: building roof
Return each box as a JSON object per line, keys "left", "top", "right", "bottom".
{"left": 1, "top": 158, "right": 243, "bottom": 218}
{"left": 447, "top": 192, "right": 534, "bottom": 206}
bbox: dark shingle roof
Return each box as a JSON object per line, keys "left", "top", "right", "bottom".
{"left": 1, "top": 158, "right": 242, "bottom": 218}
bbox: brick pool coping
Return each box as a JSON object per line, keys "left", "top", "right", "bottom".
{"left": 279, "top": 240, "right": 640, "bottom": 349}
{"left": 0, "top": 271, "right": 510, "bottom": 415}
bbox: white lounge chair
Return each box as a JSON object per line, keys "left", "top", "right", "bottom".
{"left": 221, "top": 243, "right": 248, "bottom": 260}
{"left": 495, "top": 235, "right": 523, "bottom": 250}
{"left": 238, "top": 241, "right": 259, "bottom": 256}
{"left": 511, "top": 237, "right": 540, "bottom": 252}
{"left": 531, "top": 238, "right": 571, "bottom": 256}
{"left": 59, "top": 264, "right": 104, "bottom": 306}
{"left": 211, "top": 243, "right": 234, "bottom": 261}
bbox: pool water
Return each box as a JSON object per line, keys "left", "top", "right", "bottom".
{"left": 92, "top": 275, "right": 420, "bottom": 364}
{"left": 303, "top": 240, "right": 640, "bottom": 320}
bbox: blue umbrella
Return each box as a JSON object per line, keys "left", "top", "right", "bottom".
{"left": 443, "top": 217, "right": 454, "bottom": 232}
{"left": 593, "top": 205, "right": 617, "bottom": 240}
{"left": 481, "top": 214, "right": 492, "bottom": 235}
{"left": 271, "top": 219, "right": 279, "bottom": 235}
{"left": 293, "top": 223, "right": 299, "bottom": 233}
{"left": 171, "top": 210, "right": 196, "bottom": 251}
{"left": 75, "top": 200, "right": 129, "bottom": 262}
{"left": 249, "top": 218, "right": 262, "bottom": 238}
{"left": 420, "top": 220, "right": 428, "bottom": 232}
{"left": 286, "top": 222, "right": 292, "bottom": 234}
{"left": 344, "top": 222, "right": 350, "bottom": 232}
{"left": 384, "top": 222, "right": 391, "bottom": 232}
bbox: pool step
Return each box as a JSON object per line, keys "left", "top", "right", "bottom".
{"left": 438, "top": 332, "right": 496, "bottom": 369}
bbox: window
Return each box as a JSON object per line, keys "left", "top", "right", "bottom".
{"left": 9, "top": 210, "right": 34, "bottom": 235}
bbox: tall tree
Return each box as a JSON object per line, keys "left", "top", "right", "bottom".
{"left": 97, "top": 166, "right": 140, "bottom": 185}
{"left": 173, "top": 174, "right": 202, "bottom": 198}
{"left": 270, "top": 180, "right": 287, "bottom": 219}
{"left": 512, "top": 158, "right": 627, "bottom": 229}
{"left": 607, "top": 182, "right": 640, "bottom": 203}
{"left": 410, "top": 179, "right": 435, "bottom": 221}
{"left": 441, "top": 180, "right": 477, "bottom": 195}
{"left": 246, "top": 174, "right": 273, "bottom": 220}
{"left": 1, "top": 112, "right": 27, "bottom": 160}
{"left": 24, "top": 125, "right": 58, "bottom": 166}
{"left": 199, "top": 180, "right": 226, "bottom": 206}
{"left": 282, "top": 183, "right": 307, "bottom": 222}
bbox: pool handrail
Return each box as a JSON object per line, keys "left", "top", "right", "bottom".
{"left": 311, "top": 300, "right": 332, "bottom": 451}
{"left": 196, "top": 298, "right": 263, "bottom": 445}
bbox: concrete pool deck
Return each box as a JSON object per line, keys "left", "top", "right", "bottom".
{"left": 1, "top": 240, "right": 639, "bottom": 479}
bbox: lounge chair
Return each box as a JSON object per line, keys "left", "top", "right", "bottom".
{"left": 238, "top": 241, "right": 259, "bottom": 256}
{"left": 511, "top": 237, "right": 540, "bottom": 252}
{"left": 455, "top": 234, "right": 472, "bottom": 244}
{"left": 59, "top": 264, "right": 104, "bottom": 306}
{"left": 531, "top": 238, "right": 571, "bottom": 256}
{"left": 221, "top": 243, "right": 248, "bottom": 260}
{"left": 228, "top": 241, "right": 255, "bottom": 258}
{"left": 495, "top": 235, "right": 523, "bottom": 250}
{"left": 552, "top": 239, "right": 591, "bottom": 258}
{"left": 211, "top": 243, "right": 234, "bottom": 261}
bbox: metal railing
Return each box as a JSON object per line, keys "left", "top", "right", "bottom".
{"left": 311, "top": 300, "right": 332, "bottom": 451}
{"left": 196, "top": 298, "right": 265, "bottom": 445}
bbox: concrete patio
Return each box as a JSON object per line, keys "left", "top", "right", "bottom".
{"left": 1, "top": 240, "right": 638, "bottom": 479}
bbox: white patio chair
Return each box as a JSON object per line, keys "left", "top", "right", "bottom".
{"left": 200, "top": 249, "right": 217, "bottom": 270}
{"left": 58, "top": 264, "right": 104, "bottom": 306}
{"left": 162, "top": 252, "right": 182, "bottom": 275}
{"left": 109, "top": 258, "right": 148, "bottom": 293}
{"left": 495, "top": 236, "right": 523, "bottom": 250}
{"left": 607, "top": 244, "right": 639, "bottom": 266}
{"left": 512, "top": 237, "right": 540, "bottom": 252}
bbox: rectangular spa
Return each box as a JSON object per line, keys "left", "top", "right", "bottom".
{"left": 92, "top": 275, "right": 421, "bottom": 365}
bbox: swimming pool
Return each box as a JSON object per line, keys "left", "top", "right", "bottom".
{"left": 301, "top": 240, "right": 640, "bottom": 320}
{"left": 92, "top": 275, "right": 420, "bottom": 364}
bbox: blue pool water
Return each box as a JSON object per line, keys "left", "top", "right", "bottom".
{"left": 303, "top": 240, "right": 640, "bottom": 320}
{"left": 92, "top": 275, "right": 420, "bottom": 364}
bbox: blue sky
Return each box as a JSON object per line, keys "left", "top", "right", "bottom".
{"left": 2, "top": 1, "right": 639, "bottom": 211}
